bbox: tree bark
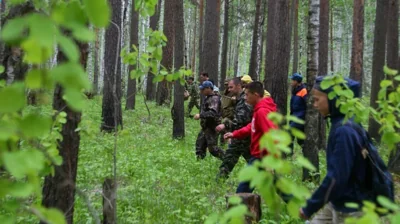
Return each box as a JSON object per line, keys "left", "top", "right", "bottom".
{"left": 157, "top": 0, "right": 175, "bottom": 106}
{"left": 330, "top": 6, "right": 334, "bottom": 73}
{"left": 146, "top": 0, "right": 161, "bottom": 101}
{"left": 198, "top": 0, "right": 204, "bottom": 74}
{"left": 350, "top": 0, "right": 364, "bottom": 89}
{"left": 219, "top": 0, "right": 229, "bottom": 90}
{"left": 125, "top": 0, "right": 139, "bottom": 110}
{"left": 203, "top": 0, "right": 220, "bottom": 84}
{"left": 292, "top": 0, "right": 299, "bottom": 74}
{"left": 303, "top": 0, "right": 320, "bottom": 182}
{"left": 264, "top": 0, "right": 290, "bottom": 115}
{"left": 318, "top": 0, "right": 329, "bottom": 76}
{"left": 172, "top": 0, "right": 185, "bottom": 139}
{"left": 41, "top": 40, "right": 88, "bottom": 224}
{"left": 101, "top": 0, "right": 123, "bottom": 132}
{"left": 93, "top": 28, "right": 100, "bottom": 95}
{"left": 368, "top": 0, "right": 389, "bottom": 141}
{"left": 191, "top": 5, "right": 197, "bottom": 74}
{"left": 386, "top": 0, "right": 399, "bottom": 173}
{"left": 102, "top": 178, "right": 116, "bottom": 224}
{"left": 248, "top": 0, "right": 262, "bottom": 81}
{"left": 226, "top": 193, "right": 262, "bottom": 224}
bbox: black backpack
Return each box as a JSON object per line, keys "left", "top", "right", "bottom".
{"left": 344, "top": 122, "right": 395, "bottom": 207}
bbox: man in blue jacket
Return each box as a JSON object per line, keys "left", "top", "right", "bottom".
{"left": 289, "top": 73, "right": 307, "bottom": 156}
{"left": 299, "top": 76, "right": 372, "bottom": 223}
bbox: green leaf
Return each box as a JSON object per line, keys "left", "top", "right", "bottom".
{"left": 0, "top": 66, "right": 4, "bottom": 74}
{"left": 296, "top": 156, "right": 316, "bottom": 171}
{"left": 345, "top": 202, "right": 360, "bottom": 209}
{"left": 58, "top": 35, "right": 79, "bottom": 62}
{"left": 287, "top": 115, "right": 305, "bottom": 125}
{"left": 1, "top": 17, "right": 27, "bottom": 43}
{"left": 238, "top": 165, "right": 258, "bottom": 182}
{"left": 377, "top": 196, "right": 400, "bottom": 211}
{"left": 380, "top": 80, "right": 393, "bottom": 88}
{"left": 63, "top": 89, "right": 87, "bottom": 111}
{"left": 383, "top": 65, "right": 398, "bottom": 76}
{"left": 25, "top": 69, "right": 43, "bottom": 89}
{"left": 83, "top": 0, "right": 110, "bottom": 27}
{"left": 320, "top": 79, "right": 334, "bottom": 90}
{"left": 381, "top": 132, "right": 400, "bottom": 148}
{"left": 51, "top": 62, "right": 90, "bottom": 90}
{"left": 228, "top": 196, "right": 242, "bottom": 205}
{"left": 0, "top": 83, "right": 26, "bottom": 113}
{"left": 287, "top": 200, "right": 300, "bottom": 218}
{"left": 153, "top": 75, "right": 165, "bottom": 83}
{"left": 3, "top": 150, "right": 45, "bottom": 179}
{"left": 0, "top": 215, "right": 15, "bottom": 224}
{"left": 0, "top": 120, "right": 17, "bottom": 140}
{"left": 290, "top": 128, "right": 306, "bottom": 140}
{"left": 21, "top": 39, "right": 53, "bottom": 63}
{"left": 34, "top": 206, "right": 67, "bottom": 224}
{"left": 70, "top": 24, "right": 95, "bottom": 42}
{"left": 8, "top": 182, "right": 34, "bottom": 198}
{"left": 19, "top": 114, "right": 52, "bottom": 138}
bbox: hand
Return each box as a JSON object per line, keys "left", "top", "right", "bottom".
{"left": 299, "top": 208, "right": 308, "bottom": 220}
{"left": 224, "top": 132, "right": 233, "bottom": 140}
{"left": 216, "top": 124, "right": 225, "bottom": 132}
{"left": 193, "top": 114, "right": 200, "bottom": 120}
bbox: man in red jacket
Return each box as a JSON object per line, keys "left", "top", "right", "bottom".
{"left": 224, "top": 81, "right": 277, "bottom": 193}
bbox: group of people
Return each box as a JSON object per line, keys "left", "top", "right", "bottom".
{"left": 184, "top": 72, "right": 394, "bottom": 223}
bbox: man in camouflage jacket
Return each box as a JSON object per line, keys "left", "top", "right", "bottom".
{"left": 186, "top": 77, "right": 200, "bottom": 117}
{"left": 216, "top": 77, "right": 253, "bottom": 178}
{"left": 194, "top": 81, "right": 225, "bottom": 160}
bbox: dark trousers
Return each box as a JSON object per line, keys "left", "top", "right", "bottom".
{"left": 219, "top": 139, "right": 252, "bottom": 178}
{"left": 187, "top": 99, "right": 200, "bottom": 115}
{"left": 195, "top": 129, "right": 225, "bottom": 160}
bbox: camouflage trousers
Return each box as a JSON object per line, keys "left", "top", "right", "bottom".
{"left": 195, "top": 129, "right": 225, "bottom": 160}
{"left": 218, "top": 138, "right": 252, "bottom": 178}
{"left": 187, "top": 98, "right": 200, "bottom": 115}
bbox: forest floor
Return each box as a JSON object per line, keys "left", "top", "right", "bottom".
{"left": 21, "top": 95, "right": 400, "bottom": 224}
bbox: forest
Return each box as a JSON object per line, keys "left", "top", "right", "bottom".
{"left": 0, "top": 0, "right": 399, "bottom": 223}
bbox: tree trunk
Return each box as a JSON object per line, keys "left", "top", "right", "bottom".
{"left": 172, "top": 0, "right": 185, "bottom": 139}
{"left": 101, "top": 0, "right": 123, "bottom": 132}
{"left": 146, "top": 0, "right": 161, "bottom": 101}
{"left": 191, "top": 6, "right": 197, "bottom": 73}
{"left": 386, "top": 0, "right": 399, "bottom": 173}
{"left": 350, "top": 0, "right": 364, "bottom": 89}
{"left": 102, "top": 178, "right": 116, "bottom": 224}
{"left": 157, "top": 0, "right": 175, "bottom": 106}
{"left": 330, "top": 6, "right": 334, "bottom": 73}
{"left": 303, "top": 0, "right": 320, "bottom": 182}
{"left": 368, "top": 0, "right": 389, "bottom": 141}
{"left": 219, "top": 0, "right": 229, "bottom": 90}
{"left": 198, "top": 0, "right": 204, "bottom": 74}
{"left": 126, "top": 0, "right": 139, "bottom": 110}
{"left": 264, "top": 0, "right": 290, "bottom": 115}
{"left": 292, "top": 0, "right": 299, "bottom": 74}
{"left": 248, "top": 0, "right": 262, "bottom": 81}
{"left": 318, "top": 0, "right": 329, "bottom": 76}
{"left": 93, "top": 28, "right": 100, "bottom": 95}
{"left": 41, "top": 41, "right": 88, "bottom": 224}
{"left": 226, "top": 193, "right": 262, "bottom": 224}
{"left": 233, "top": 25, "right": 240, "bottom": 77}
{"left": 203, "top": 0, "right": 220, "bottom": 84}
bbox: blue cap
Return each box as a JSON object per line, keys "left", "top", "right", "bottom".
{"left": 199, "top": 81, "right": 214, "bottom": 90}
{"left": 290, "top": 73, "right": 303, "bottom": 82}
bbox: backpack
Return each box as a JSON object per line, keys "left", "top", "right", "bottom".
{"left": 344, "top": 122, "right": 395, "bottom": 207}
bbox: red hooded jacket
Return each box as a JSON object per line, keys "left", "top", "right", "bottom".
{"left": 232, "top": 97, "right": 277, "bottom": 158}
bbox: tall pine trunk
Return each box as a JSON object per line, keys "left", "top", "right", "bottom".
{"left": 41, "top": 41, "right": 88, "bottom": 224}
{"left": 157, "top": 0, "right": 174, "bottom": 106}
{"left": 146, "top": 0, "right": 161, "bottom": 101}
{"left": 318, "top": 0, "right": 329, "bottom": 76}
{"left": 172, "top": 0, "right": 185, "bottom": 139}
{"left": 198, "top": 0, "right": 204, "bottom": 74}
{"left": 93, "top": 28, "right": 100, "bottom": 95}
{"left": 219, "top": 0, "right": 229, "bottom": 90}
{"left": 248, "top": 0, "right": 262, "bottom": 81}
{"left": 350, "top": 0, "right": 364, "bottom": 89}
{"left": 203, "top": 0, "right": 220, "bottom": 84}
{"left": 264, "top": 0, "right": 290, "bottom": 115}
{"left": 101, "top": 0, "right": 123, "bottom": 131}
{"left": 191, "top": 6, "right": 197, "bottom": 73}
{"left": 368, "top": 0, "right": 389, "bottom": 141}
{"left": 126, "top": 0, "right": 139, "bottom": 110}
{"left": 386, "top": 0, "right": 400, "bottom": 174}
{"left": 292, "top": 0, "right": 299, "bottom": 74}
{"left": 303, "top": 0, "right": 320, "bottom": 182}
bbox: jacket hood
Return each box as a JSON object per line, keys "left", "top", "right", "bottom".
{"left": 314, "top": 76, "right": 360, "bottom": 118}
{"left": 292, "top": 83, "right": 306, "bottom": 95}
{"left": 254, "top": 97, "right": 277, "bottom": 112}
